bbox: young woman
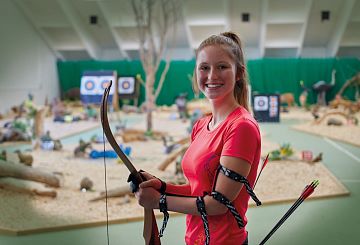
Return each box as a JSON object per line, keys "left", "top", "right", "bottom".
{"left": 135, "top": 32, "right": 262, "bottom": 245}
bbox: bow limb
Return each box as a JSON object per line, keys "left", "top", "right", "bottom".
{"left": 100, "top": 80, "right": 160, "bottom": 245}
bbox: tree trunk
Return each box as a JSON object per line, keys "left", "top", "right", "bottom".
{"left": 145, "top": 71, "right": 155, "bottom": 132}
{"left": 112, "top": 72, "right": 120, "bottom": 112}
{"left": 34, "top": 106, "right": 47, "bottom": 138}
{"left": 0, "top": 160, "right": 60, "bottom": 187}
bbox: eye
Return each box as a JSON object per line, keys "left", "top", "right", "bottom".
{"left": 199, "top": 65, "right": 209, "bottom": 71}
{"left": 218, "top": 64, "right": 229, "bottom": 70}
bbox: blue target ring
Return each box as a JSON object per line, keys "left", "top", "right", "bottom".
{"left": 85, "top": 80, "right": 95, "bottom": 91}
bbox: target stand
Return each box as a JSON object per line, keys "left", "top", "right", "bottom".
{"left": 118, "top": 76, "right": 139, "bottom": 106}
{"left": 252, "top": 94, "right": 280, "bottom": 122}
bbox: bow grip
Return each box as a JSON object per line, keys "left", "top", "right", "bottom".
{"left": 127, "top": 170, "right": 146, "bottom": 193}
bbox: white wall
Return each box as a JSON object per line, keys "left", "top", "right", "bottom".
{"left": 0, "top": 0, "right": 59, "bottom": 114}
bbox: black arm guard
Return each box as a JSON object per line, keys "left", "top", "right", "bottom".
{"left": 218, "top": 165, "right": 262, "bottom": 206}
{"left": 196, "top": 196, "right": 210, "bottom": 245}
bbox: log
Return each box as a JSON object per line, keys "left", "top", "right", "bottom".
{"left": 0, "top": 177, "right": 57, "bottom": 197}
{"left": 0, "top": 159, "right": 60, "bottom": 187}
{"left": 158, "top": 144, "right": 189, "bottom": 171}
{"left": 312, "top": 111, "right": 349, "bottom": 125}
{"left": 89, "top": 185, "right": 132, "bottom": 202}
{"left": 174, "top": 136, "right": 190, "bottom": 146}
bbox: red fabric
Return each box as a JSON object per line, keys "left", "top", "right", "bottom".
{"left": 182, "top": 107, "right": 261, "bottom": 245}
{"left": 166, "top": 183, "right": 191, "bottom": 196}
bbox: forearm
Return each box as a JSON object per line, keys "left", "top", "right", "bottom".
{"left": 166, "top": 195, "right": 227, "bottom": 216}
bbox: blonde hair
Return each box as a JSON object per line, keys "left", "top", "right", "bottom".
{"left": 193, "top": 31, "right": 249, "bottom": 111}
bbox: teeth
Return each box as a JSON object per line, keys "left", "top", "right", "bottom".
{"left": 206, "top": 84, "right": 222, "bottom": 88}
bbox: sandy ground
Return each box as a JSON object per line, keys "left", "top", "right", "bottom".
{"left": 285, "top": 107, "right": 360, "bottom": 147}
{"left": 0, "top": 108, "right": 351, "bottom": 235}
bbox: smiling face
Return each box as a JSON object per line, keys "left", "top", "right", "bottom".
{"left": 196, "top": 45, "right": 239, "bottom": 103}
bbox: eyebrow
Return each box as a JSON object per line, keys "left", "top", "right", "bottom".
{"left": 198, "top": 61, "right": 231, "bottom": 66}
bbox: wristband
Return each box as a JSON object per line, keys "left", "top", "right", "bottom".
{"left": 159, "top": 179, "right": 167, "bottom": 194}
{"left": 159, "top": 194, "right": 169, "bottom": 237}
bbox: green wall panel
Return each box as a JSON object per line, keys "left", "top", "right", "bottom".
{"left": 57, "top": 58, "right": 360, "bottom": 106}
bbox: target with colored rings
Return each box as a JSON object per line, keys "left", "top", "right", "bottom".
{"left": 80, "top": 76, "right": 99, "bottom": 95}
{"left": 254, "top": 96, "right": 268, "bottom": 111}
{"left": 118, "top": 77, "right": 135, "bottom": 95}
{"left": 101, "top": 80, "right": 110, "bottom": 90}
{"left": 85, "top": 80, "right": 95, "bottom": 90}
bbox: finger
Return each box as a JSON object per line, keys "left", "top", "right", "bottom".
{"left": 134, "top": 191, "right": 140, "bottom": 199}
{"left": 140, "top": 171, "right": 155, "bottom": 180}
{"left": 140, "top": 179, "right": 160, "bottom": 189}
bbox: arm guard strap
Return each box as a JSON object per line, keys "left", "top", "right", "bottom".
{"left": 196, "top": 196, "right": 210, "bottom": 245}
{"left": 211, "top": 191, "right": 244, "bottom": 228}
{"left": 159, "top": 194, "right": 169, "bottom": 237}
{"left": 218, "top": 165, "right": 262, "bottom": 206}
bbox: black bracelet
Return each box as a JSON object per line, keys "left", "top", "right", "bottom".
{"left": 159, "top": 194, "right": 169, "bottom": 237}
{"left": 158, "top": 179, "right": 167, "bottom": 194}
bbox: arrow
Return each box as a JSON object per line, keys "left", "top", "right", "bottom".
{"left": 254, "top": 153, "right": 269, "bottom": 189}
{"left": 259, "top": 180, "right": 319, "bottom": 245}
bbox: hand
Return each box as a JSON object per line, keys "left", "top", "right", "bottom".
{"left": 140, "top": 171, "right": 163, "bottom": 190}
{"left": 127, "top": 170, "right": 161, "bottom": 193}
{"left": 135, "top": 186, "right": 160, "bottom": 209}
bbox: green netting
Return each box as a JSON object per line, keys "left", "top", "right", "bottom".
{"left": 247, "top": 58, "right": 360, "bottom": 104}
{"left": 57, "top": 57, "right": 360, "bottom": 106}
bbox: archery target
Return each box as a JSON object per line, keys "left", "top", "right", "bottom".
{"left": 118, "top": 77, "right": 135, "bottom": 95}
{"left": 99, "top": 76, "right": 115, "bottom": 95}
{"left": 252, "top": 94, "right": 280, "bottom": 122}
{"left": 81, "top": 76, "right": 98, "bottom": 95}
{"left": 254, "top": 96, "right": 268, "bottom": 111}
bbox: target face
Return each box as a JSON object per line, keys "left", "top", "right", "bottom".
{"left": 81, "top": 76, "right": 98, "bottom": 95}
{"left": 122, "top": 81, "right": 130, "bottom": 89}
{"left": 85, "top": 80, "right": 95, "bottom": 90}
{"left": 118, "top": 77, "right": 135, "bottom": 95}
{"left": 98, "top": 76, "right": 115, "bottom": 95}
{"left": 254, "top": 96, "right": 268, "bottom": 111}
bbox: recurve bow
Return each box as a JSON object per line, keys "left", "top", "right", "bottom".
{"left": 100, "top": 80, "right": 161, "bottom": 245}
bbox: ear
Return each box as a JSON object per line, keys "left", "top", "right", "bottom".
{"left": 236, "top": 65, "right": 245, "bottom": 80}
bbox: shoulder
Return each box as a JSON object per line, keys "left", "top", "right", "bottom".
{"left": 226, "top": 107, "right": 260, "bottom": 136}
{"left": 191, "top": 115, "right": 210, "bottom": 140}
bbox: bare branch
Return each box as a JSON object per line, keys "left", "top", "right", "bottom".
{"left": 136, "top": 75, "right": 146, "bottom": 88}
{"left": 154, "top": 9, "right": 180, "bottom": 100}
{"left": 154, "top": 60, "right": 171, "bottom": 100}
{"left": 131, "top": 0, "right": 183, "bottom": 131}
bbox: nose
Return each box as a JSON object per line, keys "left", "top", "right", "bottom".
{"left": 208, "top": 67, "right": 218, "bottom": 80}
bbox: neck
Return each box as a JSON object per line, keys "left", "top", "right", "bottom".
{"left": 209, "top": 98, "right": 239, "bottom": 128}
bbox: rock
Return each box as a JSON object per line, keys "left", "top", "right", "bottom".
{"left": 327, "top": 118, "right": 343, "bottom": 126}
{"left": 80, "top": 177, "right": 93, "bottom": 191}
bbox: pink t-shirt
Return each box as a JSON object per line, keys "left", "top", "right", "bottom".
{"left": 182, "top": 106, "right": 261, "bottom": 245}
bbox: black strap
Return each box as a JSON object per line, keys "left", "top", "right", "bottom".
{"left": 159, "top": 194, "right": 169, "bottom": 237}
{"left": 127, "top": 171, "right": 145, "bottom": 193}
{"left": 218, "top": 165, "right": 262, "bottom": 206}
{"left": 196, "top": 196, "right": 210, "bottom": 245}
{"left": 158, "top": 178, "right": 167, "bottom": 194}
{"left": 211, "top": 191, "right": 244, "bottom": 228}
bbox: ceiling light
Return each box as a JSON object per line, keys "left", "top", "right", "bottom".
{"left": 321, "top": 11, "right": 330, "bottom": 22}
{"left": 242, "top": 13, "right": 250, "bottom": 22}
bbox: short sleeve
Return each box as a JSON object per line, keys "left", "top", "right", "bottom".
{"left": 221, "top": 119, "right": 260, "bottom": 164}
{"left": 190, "top": 118, "right": 204, "bottom": 142}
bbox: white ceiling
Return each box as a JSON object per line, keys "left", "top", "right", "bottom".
{"left": 13, "top": 0, "right": 360, "bottom": 61}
